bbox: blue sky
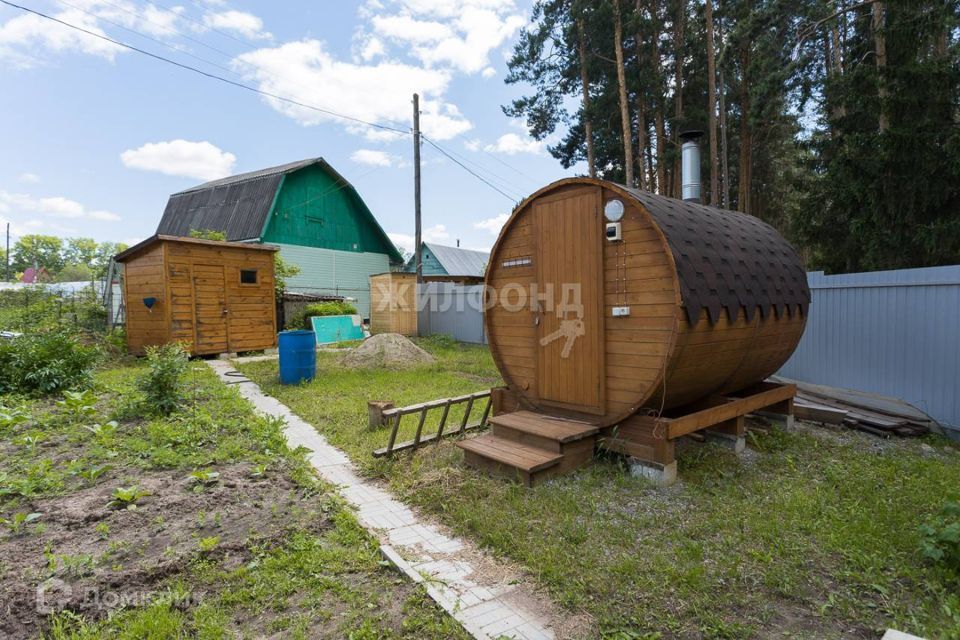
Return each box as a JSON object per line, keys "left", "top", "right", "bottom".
{"left": 0, "top": 0, "right": 583, "bottom": 254}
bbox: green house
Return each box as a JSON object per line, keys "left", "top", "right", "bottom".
{"left": 155, "top": 158, "right": 403, "bottom": 318}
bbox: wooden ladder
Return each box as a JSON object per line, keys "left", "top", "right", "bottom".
{"left": 457, "top": 410, "right": 599, "bottom": 486}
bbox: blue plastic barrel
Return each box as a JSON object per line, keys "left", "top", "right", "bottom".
{"left": 278, "top": 330, "right": 316, "bottom": 385}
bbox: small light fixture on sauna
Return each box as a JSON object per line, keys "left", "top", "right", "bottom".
{"left": 142, "top": 297, "right": 157, "bottom": 313}
{"left": 604, "top": 199, "right": 624, "bottom": 242}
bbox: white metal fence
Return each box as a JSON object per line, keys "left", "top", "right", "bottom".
{"left": 417, "top": 283, "right": 487, "bottom": 344}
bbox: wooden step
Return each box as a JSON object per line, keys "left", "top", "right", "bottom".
{"left": 489, "top": 410, "right": 599, "bottom": 444}
{"left": 458, "top": 433, "right": 563, "bottom": 473}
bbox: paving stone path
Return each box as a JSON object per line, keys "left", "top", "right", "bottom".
{"left": 207, "top": 360, "right": 581, "bottom": 640}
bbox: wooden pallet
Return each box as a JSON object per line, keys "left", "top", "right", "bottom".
{"left": 457, "top": 410, "right": 598, "bottom": 486}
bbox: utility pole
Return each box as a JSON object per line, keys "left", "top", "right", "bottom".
{"left": 4, "top": 223, "right": 9, "bottom": 282}
{"left": 413, "top": 93, "right": 423, "bottom": 284}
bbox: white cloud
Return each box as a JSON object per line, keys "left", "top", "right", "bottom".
{"left": 120, "top": 139, "right": 237, "bottom": 181}
{"left": 484, "top": 133, "right": 543, "bottom": 155}
{"left": 0, "top": 6, "right": 123, "bottom": 67}
{"left": 0, "top": 190, "right": 122, "bottom": 223}
{"left": 359, "top": 36, "right": 385, "bottom": 61}
{"left": 234, "top": 39, "right": 471, "bottom": 140}
{"left": 481, "top": 66, "right": 496, "bottom": 78}
{"left": 387, "top": 223, "right": 449, "bottom": 253}
{"left": 203, "top": 10, "right": 272, "bottom": 40}
{"left": 473, "top": 213, "right": 508, "bottom": 234}
{"left": 371, "top": 15, "right": 453, "bottom": 44}
{"left": 17, "top": 173, "right": 40, "bottom": 184}
{"left": 350, "top": 149, "right": 398, "bottom": 167}
{"left": 0, "top": 0, "right": 197, "bottom": 67}
{"left": 369, "top": 1, "right": 524, "bottom": 74}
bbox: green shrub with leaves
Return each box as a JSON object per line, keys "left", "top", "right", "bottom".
{"left": 287, "top": 301, "right": 359, "bottom": 330}
{"left": 0, "top": 330, "right": 100, "bottom": 396}
{"left": 921, "top": 500, "right": 960, "bottom": 581}
{"left": 137, "top": 343, "right": 189, "bottom": 416}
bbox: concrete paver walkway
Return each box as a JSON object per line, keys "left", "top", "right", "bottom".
{"left": 207, "top": 360, "right": 573, "bottom": 640}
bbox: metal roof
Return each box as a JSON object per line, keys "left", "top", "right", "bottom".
{"left": 421, "top": 242, "right": 490, "bottom": 277}
{"left": 172, "top": 158, "right": 320, "bottom": 195}
{"left": 155, "top": 158, "right": 403, "bottom": 263}
{"left": 622, "top": 186, "right": 810, "bottom": 324}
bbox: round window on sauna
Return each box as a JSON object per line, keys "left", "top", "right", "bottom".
{"left": 604, "top": 199, "right": 625, "bottom": 222}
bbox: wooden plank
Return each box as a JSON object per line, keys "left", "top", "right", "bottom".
{"left": 666, "top": 383, "right": 797, "bottom": 439}
{"left": 488, "top": 410, "right": 599, "bottom": 442}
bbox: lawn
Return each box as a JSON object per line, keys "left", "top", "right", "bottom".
{"left": 240, "top": 336, "right": 960, "bottom": 640}
{"left": 0, "top": 357, "right": 466, "bottom": 640}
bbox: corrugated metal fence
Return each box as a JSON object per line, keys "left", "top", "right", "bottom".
{"left": 417, "top": 268, "right": 960, "bottom": 431}
{"left": 417, "top": 282, "right": 487, "bottom": 344}
{"left": 779, "top": 266, "right": 960, "bottom": 432}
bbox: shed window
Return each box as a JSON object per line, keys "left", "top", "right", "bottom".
{"left": 240, "top": 269, "right": 258, "bottom": 284}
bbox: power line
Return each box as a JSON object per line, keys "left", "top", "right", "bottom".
{"left": 3, "top": 0, "right": 528, "bottom": 205}
{"left": 0, "top": 0, "right": 410, "bottom": 137}
{"left": 426, "top": 139, "right": 527, "bottom": 200}
{"left": 421, "top": 135, "right": 519, "bottom": 203}
{"left": 92, "top": 0, "right": 253, "bottom": 71}
{"left": 53, "top": 0, "right": 244, "bottom": 79}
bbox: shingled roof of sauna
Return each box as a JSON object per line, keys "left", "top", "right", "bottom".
{"left": 623, "top": 186, "right": 810, "bottom": 324}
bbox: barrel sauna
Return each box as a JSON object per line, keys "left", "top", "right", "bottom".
{"left": 459, "top": 178, "right": 810, "bottom": 485}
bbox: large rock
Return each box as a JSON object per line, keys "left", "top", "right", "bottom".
{"left": 341, "top": 333, "right": 435, "bottom": 369}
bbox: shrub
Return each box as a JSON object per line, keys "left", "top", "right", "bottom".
{"left": 137, "top": 343, "right": 189, "bottom": 416}
{"left": 921, "top": 500, "right": 960, "bottom": 582}
{"left": 287, "top": 301, "right": 358, "bottom": 330}
{"left": 0, "top": 330, "right": 100, "bottom": 396}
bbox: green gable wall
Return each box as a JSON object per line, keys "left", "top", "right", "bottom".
{"left": 275, "top": 243, "right": 390, "bottom": 320}
{"left": 262, "top": 165, "right": 398, "bottom": 258}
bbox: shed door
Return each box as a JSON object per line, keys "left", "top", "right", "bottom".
{"left": 192, "top": 264, "right": 229, "bottom": 353}
{"left": 533, "top": 188, "right": 605, "bottom": 413}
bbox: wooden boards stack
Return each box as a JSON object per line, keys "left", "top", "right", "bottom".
{"left": 777, "top": 377, "right": 938, "bottom": 438}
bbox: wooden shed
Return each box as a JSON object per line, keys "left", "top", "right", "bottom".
{"left": 459, "top": 178, "right": 810, "bottom": 485}
{"left": 115, "top": 235, "right": 278, "bottom": 356}
{"left": 369, "top": 272, "right": 417, "bottom": 336}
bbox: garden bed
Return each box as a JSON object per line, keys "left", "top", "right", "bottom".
{"left": 0, "top": 359, "right": 465, "bottom": 639}
{"left": 240, "top": 336, "right": 960, "bottom": 639}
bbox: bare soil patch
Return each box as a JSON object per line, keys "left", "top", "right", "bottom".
{"left": 0, "top": 464, "right": 323, "bottom": 639}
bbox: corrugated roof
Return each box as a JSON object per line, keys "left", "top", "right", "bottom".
{"left": 422, "top": 242, "right": 490, "bottom": 277}
{"left": 154, "top": 158, "right": 403, "bottom": 263}
{"left": 173, "top": 158, "right": 320, "bottom": 195}
{"left": 622, "top": 186, "right": 810, "bottom": 324}
{"left": 157, "top": 159, "right": 323, "bottom": 241}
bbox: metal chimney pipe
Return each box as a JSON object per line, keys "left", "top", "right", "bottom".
{"left": 679, "top": 130, "right": 704, "bottom": 203}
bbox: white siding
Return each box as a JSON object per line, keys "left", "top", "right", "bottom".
{"left": 276, "top": 244, "right": 391, "bottom": 319}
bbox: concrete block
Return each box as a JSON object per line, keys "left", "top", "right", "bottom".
{"left": 703, "top": 430, "right": 746, "bottom": 453}
{"left": 218, "top": 352, "right": 238, "bottom": 360}
{"left": 882, "top": 630, "right": 925, "bottom": 640}
{"left": 628, "top": 459, "right": 677, "bottom": 486}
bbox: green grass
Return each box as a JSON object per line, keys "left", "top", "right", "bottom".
{"left": 0, "top": 356, "right": 466, "bottom": 639}
{"left": 240, "top": 337, "right": 960, "bottom": 639}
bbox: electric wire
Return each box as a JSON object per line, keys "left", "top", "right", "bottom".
{"left": 0, "top": 0, "right": 410, "bottom": 137}
{"left": 52, "top": 0, "right": 244, "bottom": 79}
{"left": 1, "top": 0, "right": 531, "bottom": 206}
{"left": 423, "top": 138, "right": 527, "bottom": 200}
{"left": 421, "top": 135, "right": 520, "bottom": 203}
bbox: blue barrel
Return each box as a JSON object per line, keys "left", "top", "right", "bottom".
{"left": 278, "top": 330, "right": 316, "bottom": 385}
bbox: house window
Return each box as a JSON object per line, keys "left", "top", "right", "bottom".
{"left": 240, "top": 269, "right": 258, "bottom": 284}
